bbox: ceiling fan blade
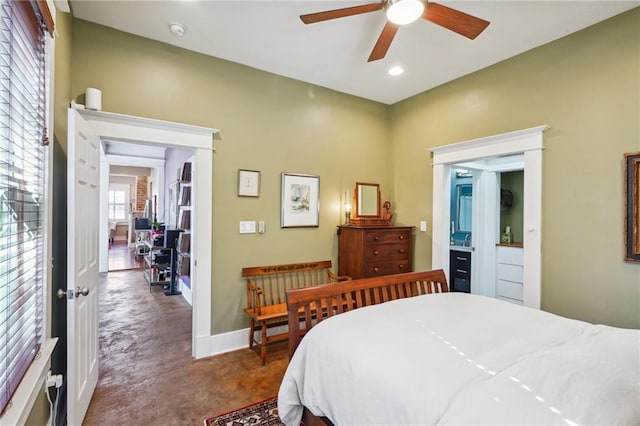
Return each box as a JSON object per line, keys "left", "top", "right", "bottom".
{"left": 368, "top": 21, "right": 399, "bottom": 62}
{"left": 300, "top": 3, "right": 383, "bottom": 24}
{"left": 422, "top": 2, "right": 490, "bottom": 40}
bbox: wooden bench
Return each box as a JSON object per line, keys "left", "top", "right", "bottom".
{"left": 285, "top": 269, "right": 449, "bottom": 358}
{"left": 242, "top": 260, "right": 350, "bottom": 365}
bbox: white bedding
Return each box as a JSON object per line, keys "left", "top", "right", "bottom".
{"left": 278, "top": 293, "right": 640, "bottom": 425}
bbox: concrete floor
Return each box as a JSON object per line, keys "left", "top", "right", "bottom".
{"left": 84, "top": 269, "right": 288, "bottom": 425}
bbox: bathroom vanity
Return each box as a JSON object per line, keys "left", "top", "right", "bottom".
{"left": 449, "top": 247, "right": 472, "bottom": 293}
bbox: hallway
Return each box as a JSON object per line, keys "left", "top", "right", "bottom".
{"left": 108, "top": 241, "right": 144, "bottom": 271}
{"left": 84, "top": 269, "right": 288, "bottom": 425}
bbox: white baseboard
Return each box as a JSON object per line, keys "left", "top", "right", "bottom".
{"left": 179, "top": 278, "right": 192, "bottom": 306}
{"left": 194, "top": 328, "right": 248, "bottom": 359}
{"left": 193, "top": 324, "right": 289, "bottom": 359}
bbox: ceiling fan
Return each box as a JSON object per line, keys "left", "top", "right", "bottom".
{"left": 300, "top": 0, "right": 490, "bottom": 62}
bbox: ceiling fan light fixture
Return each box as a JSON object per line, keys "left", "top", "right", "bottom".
{"left": 386, "top": 0, "right": 424, "bottom": 25}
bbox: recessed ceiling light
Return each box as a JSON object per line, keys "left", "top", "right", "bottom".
{"left": 388, "top": 66, "right": 404, "bottom": 76}
{"left": 169, "top": 23, "right": 186, "bottom": 37}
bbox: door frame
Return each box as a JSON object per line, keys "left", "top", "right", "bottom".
{"left": 77, "top": 109, "right": 219, "bottom": 358}
{"left": 100, "top": 154, "right": 166, "bottom": 261}
{"left": 430, "top": 125, "right": 549, "bottom": 309}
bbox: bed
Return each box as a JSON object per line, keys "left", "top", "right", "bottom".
{"left": 278, "top": 270, "right": 639, "bottom": 426}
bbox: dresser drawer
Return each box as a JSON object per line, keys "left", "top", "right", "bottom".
{"left": 497, "top": 279, "right": 523, "bottom": 301}
{"left": 364, "top": 260, "right": 411, "bottom": 277}
{"left": 496, "top": 246, "right": 523, "bottom": 266}
{"left": 364, "top": 230, "right": 411, "bottom": 245}
{"left": 497, "top": 263, "right": 523, "bottom": 283}
{"left": 364, "top": 243, "right": 410, "bottom": 261}
{"left": 497, "top": 295, "right": 523, "bottom": 305}
{"left": 338, "top": 225, "right": 414, "bottom": 279}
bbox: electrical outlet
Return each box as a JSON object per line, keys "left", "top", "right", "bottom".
{"left": 258, "top": 221, "right": 265, "bottom": 234}
{"left": 239, "top": 221, "right": 256, "bottom": 234}
{"left": 420, "top": 221, "right": 427, "bottom": 232}
{"left": 45, "top": 371, "right": 63, "bottom": 388}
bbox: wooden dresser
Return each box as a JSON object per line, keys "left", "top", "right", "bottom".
{"left": 337, "top": 225, "right": 414, "bottom": 279}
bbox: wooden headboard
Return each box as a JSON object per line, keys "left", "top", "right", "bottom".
{"left": 285, "top": 269, "right": 448, "bottom": 357}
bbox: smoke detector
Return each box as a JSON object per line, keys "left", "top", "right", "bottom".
{"left": 169, "top": 23, "right": 186, "bottom": 37}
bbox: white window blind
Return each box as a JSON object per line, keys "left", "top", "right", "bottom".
{"left": 108, "top": 189, "right": 127, "bottom": 221}
{"left": 0, "top": 0, "right": 47, "bottom": 415}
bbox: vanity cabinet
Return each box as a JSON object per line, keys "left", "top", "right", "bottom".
{"left": 449, "top": 249, "right": 471, "bottom": 293}
{"left": 496, "top": 244, "right": 523, "bottom": 304}
{"left": 337, "top": 225, "right": 413, "bottom": 279}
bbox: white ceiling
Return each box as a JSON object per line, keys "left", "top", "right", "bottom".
{"left": 70, "top": 1, "right": 639, "bottom": 105}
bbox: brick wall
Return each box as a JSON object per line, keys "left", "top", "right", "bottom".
{"left": 136, "top": 176, "right": 148, "bottom": 211}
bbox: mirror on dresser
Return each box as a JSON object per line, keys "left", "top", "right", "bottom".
{"left": 355, "top": 182, "right": 380, "bottom": 217}
{"left": 350, "top": 182, "right": 391, "bottom": 226}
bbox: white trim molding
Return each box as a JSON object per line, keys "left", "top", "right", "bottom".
{"left": 77, "top": 109, "right": 219, "bottom": 359}
{"left": 429, "top": 125, "right": 549, "bottom": 309}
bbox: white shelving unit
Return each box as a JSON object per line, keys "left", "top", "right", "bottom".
{"left": 177, "top": 160, "right": 192, "bottom": 303}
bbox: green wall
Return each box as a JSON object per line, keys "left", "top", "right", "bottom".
{"left": 68, "top": 19, "right": 391, "bottom": 333}
{"left": 500, "top": 171, "right": 524, "bottom": 244}
{"left": 390, "top": 8, "right": 640, "bottom": 328}
{"left": 61, "top": 9, "right": 639, "bottom": 336}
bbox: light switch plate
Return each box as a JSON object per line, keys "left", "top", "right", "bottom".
{"left": 240, "top": 221, "right": 256, "bottom": 234}
{"left": 258, "top": 221, "right": 265, "bottom": 234}
{"left": 420, "top": 221, "right": 427, "bottom": 232}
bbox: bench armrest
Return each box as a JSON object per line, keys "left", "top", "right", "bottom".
{"left": 246, "top": 279, "right": 264, "bottom": 315}
{"left": 328, "top": 270, "right": 351, "bottom": 282}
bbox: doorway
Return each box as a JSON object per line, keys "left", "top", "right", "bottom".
{"left": 106, "top": 165, "right": 149, "bottom": 272}
{"left": 77, "top": 108, "right": 217, "bottom": 358}
{"left": 430, "top": 125, "right": 548, "bottom": 309}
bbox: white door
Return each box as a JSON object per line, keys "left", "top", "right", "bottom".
{"left": 67, "top": 108, "right": 100, "bottom": 425}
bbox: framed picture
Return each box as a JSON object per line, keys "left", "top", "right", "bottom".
{"left": 624, "top": 151, "right": 640, "bottom": 262}
{"left": 238, "top": 169, "right": 260, "bottom": 197}
{"left": 281, "top": 173, "right": 319, "bottom": 228}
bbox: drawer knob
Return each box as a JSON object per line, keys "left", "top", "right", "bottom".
{"left": 373, "top": 267, "right": 379, "bottom": 272}
{"left": 456, "top": 269, "right": 467, "bottom": 274}
{"left": 373, "top": 236, "right": 379, "bottom": 241}
{"left": 373, "top": 250, "right": 379, "bottom": 255}
{"left": 399, "top": 264, "right": 405, "bottom": 269}
{"left": 456, "top": 256, "right": 466, "bottom": 261}
{"left": 398, "top": 249, "right": 405, "bottom": 253}
{"left": 398, "top": 235, "right": 404, "bottom": 240}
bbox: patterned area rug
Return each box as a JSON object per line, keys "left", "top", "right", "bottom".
{"left": 204, "top": 397, "right": 283, "bottom": 426}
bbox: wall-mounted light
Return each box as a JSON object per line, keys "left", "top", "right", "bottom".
{"left": 386, "top": 0, "right": 424, "bottom": 25}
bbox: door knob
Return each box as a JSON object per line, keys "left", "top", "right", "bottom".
{"left": 76, "top": 287, "right": 90, "bottom": 297}
{"left": 56, "top": 289, "right": 67, "bottom": 299}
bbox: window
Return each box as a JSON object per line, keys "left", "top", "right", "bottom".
{"left": 108, "top": 188, "right": 128, "bottom": 221}
{"left": 0, "top": 0, "right": 49, "bottom": 414}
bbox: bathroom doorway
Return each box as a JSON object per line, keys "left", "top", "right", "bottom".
{"left": 430, "top": 126, "right": 548, "bottom": 308}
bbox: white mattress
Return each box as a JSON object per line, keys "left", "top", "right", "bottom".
{"left": 278, "top": 293, "right": 640, "bottom": 425}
